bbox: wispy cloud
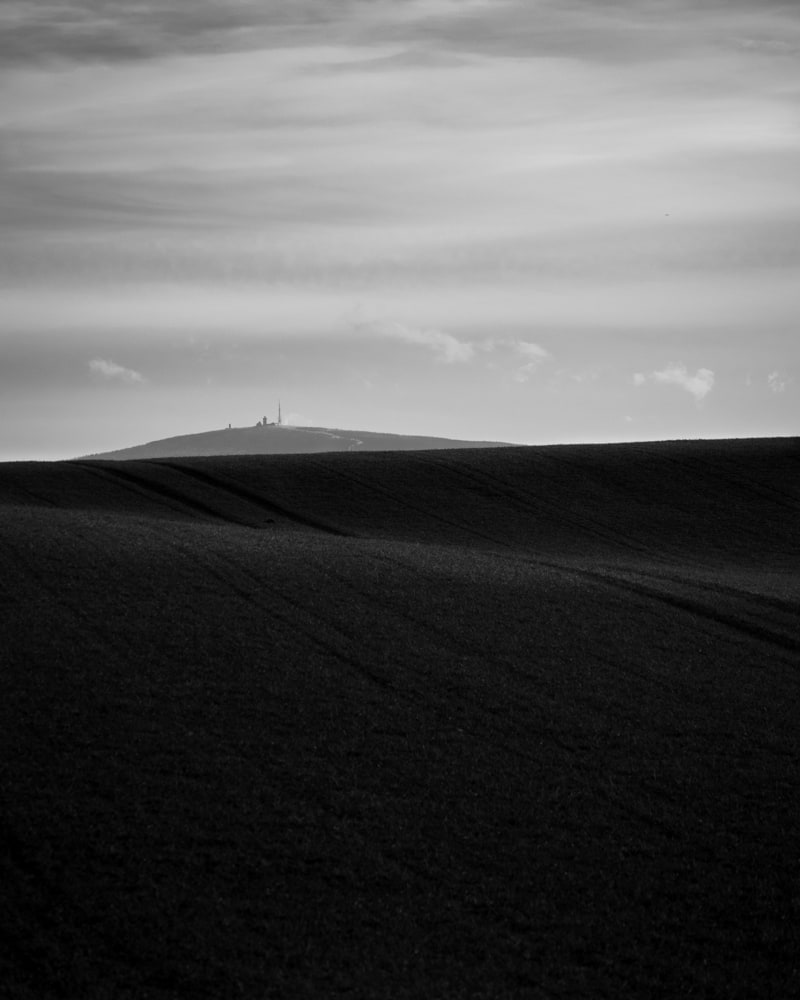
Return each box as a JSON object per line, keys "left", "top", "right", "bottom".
{"left": 367, "top": 320, "right": 475, "bottom": 363}
{"left": 633, "top": 363, "right": 715, "bottom": 402}
{"left": 358, "top": 321, "right": 550, "bottom": 375}
{"left": 510, "top": 341, "right": 550, "bottom": 382}
{"left": 767, "top": 370, "right": 788, "bottom": 393}
{"left": 89, "top": 357, "right": 144, "bottom": 383}
{"left": 0, "top": 0, "right": 292, "bottom": 66}
{"left": 476, "top": 337, "right": 551, "bottom": 381}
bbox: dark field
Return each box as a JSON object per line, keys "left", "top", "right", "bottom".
{"left": 1, "top": 439, "right": 799, "bottom": 998}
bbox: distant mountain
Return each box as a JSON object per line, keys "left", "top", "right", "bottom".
{"left": 82, "top": 424, "right": 513, "bottom": 460}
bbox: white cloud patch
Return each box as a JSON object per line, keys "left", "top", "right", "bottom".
{"left": 475, "top": 337, "right": 552, "bottom": 382}
{"left": 509, "top": 340, "right": 551, "bottom": 382}
{"left": 355, "top": 318, "right": 549, "bottom": 377}
{"left": 767, "top": 370, "right": 788, "bottom": 393}
{"left": 477, "top": 338, "right": 550, "bottom": 381}
{"left": 515, "top": 341, "right": 550, "bottom": 362}
{"left": 89, "top": 358, "right": 144, "bottom": 383}
{"left": 370, "top": 320, "right": 475, "bottom": 363}
{"left": 633, "top": 363, "right": 715, "bottom": 402}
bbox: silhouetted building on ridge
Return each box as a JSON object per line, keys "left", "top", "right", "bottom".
{"left": 256, "top": 403, "right": 283, "bottom": 428}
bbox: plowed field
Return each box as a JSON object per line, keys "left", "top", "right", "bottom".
{"left": 1, "top": 439, "right": 798, "bottom": 998}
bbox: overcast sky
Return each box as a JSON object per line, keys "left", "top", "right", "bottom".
{"left": 1, "top": 0, "right": 798, "bottom": 459}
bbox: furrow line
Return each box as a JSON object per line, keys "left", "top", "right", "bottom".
{"left": 428, "top": 452, "right": 672, "bottom": 563}
{"left": 72, "top": 460, "right": 250, "bottom": 526}
{"left": 579, "top": 570, "right": 800, "bottom": 656}
{"left": 160, "top": 461, "right": 354, "bottom": 537}
{"left": 304, "top": 456, "right": 510, "bottom": 548}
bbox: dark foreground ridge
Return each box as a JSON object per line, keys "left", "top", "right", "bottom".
{"left": 1, "top": 438, "right": 799, "bottom": 998}
{"left": 83, "top": 423, "right": 512, "bottom": 459}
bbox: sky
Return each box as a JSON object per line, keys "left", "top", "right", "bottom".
{"left": 1, "top": 0, "right": 798, "bottom": 459}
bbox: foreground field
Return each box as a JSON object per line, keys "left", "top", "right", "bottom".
{"left": 1, "top": 439, "right": 799, "bottom": 998}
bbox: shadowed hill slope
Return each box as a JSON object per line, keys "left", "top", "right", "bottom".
{"left": 19, "top": 435, "right": 800, "bottom": 567}
{"left": 83, "top": 423, "right": 512, "bottom": 459}
{"left": 1, "top": 438, "right": 799, "bottom": 998}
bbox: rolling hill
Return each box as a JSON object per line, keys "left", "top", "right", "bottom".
{"left": 83, "top": 423, "right": 512, "bottom": 459}
{"left": 1, "top": 438, "right": 799, "bottom": 998}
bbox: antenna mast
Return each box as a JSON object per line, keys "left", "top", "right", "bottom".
{"left": 278, "top": 400, "right": 282, "bottom": 426}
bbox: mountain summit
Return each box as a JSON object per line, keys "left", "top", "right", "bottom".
{"left": 83, "top": 424, "right": 512, "bottom": 460}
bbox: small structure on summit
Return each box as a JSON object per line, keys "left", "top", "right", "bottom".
{"left": 257, "top": 402, "right": 283, "bottom": 428}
